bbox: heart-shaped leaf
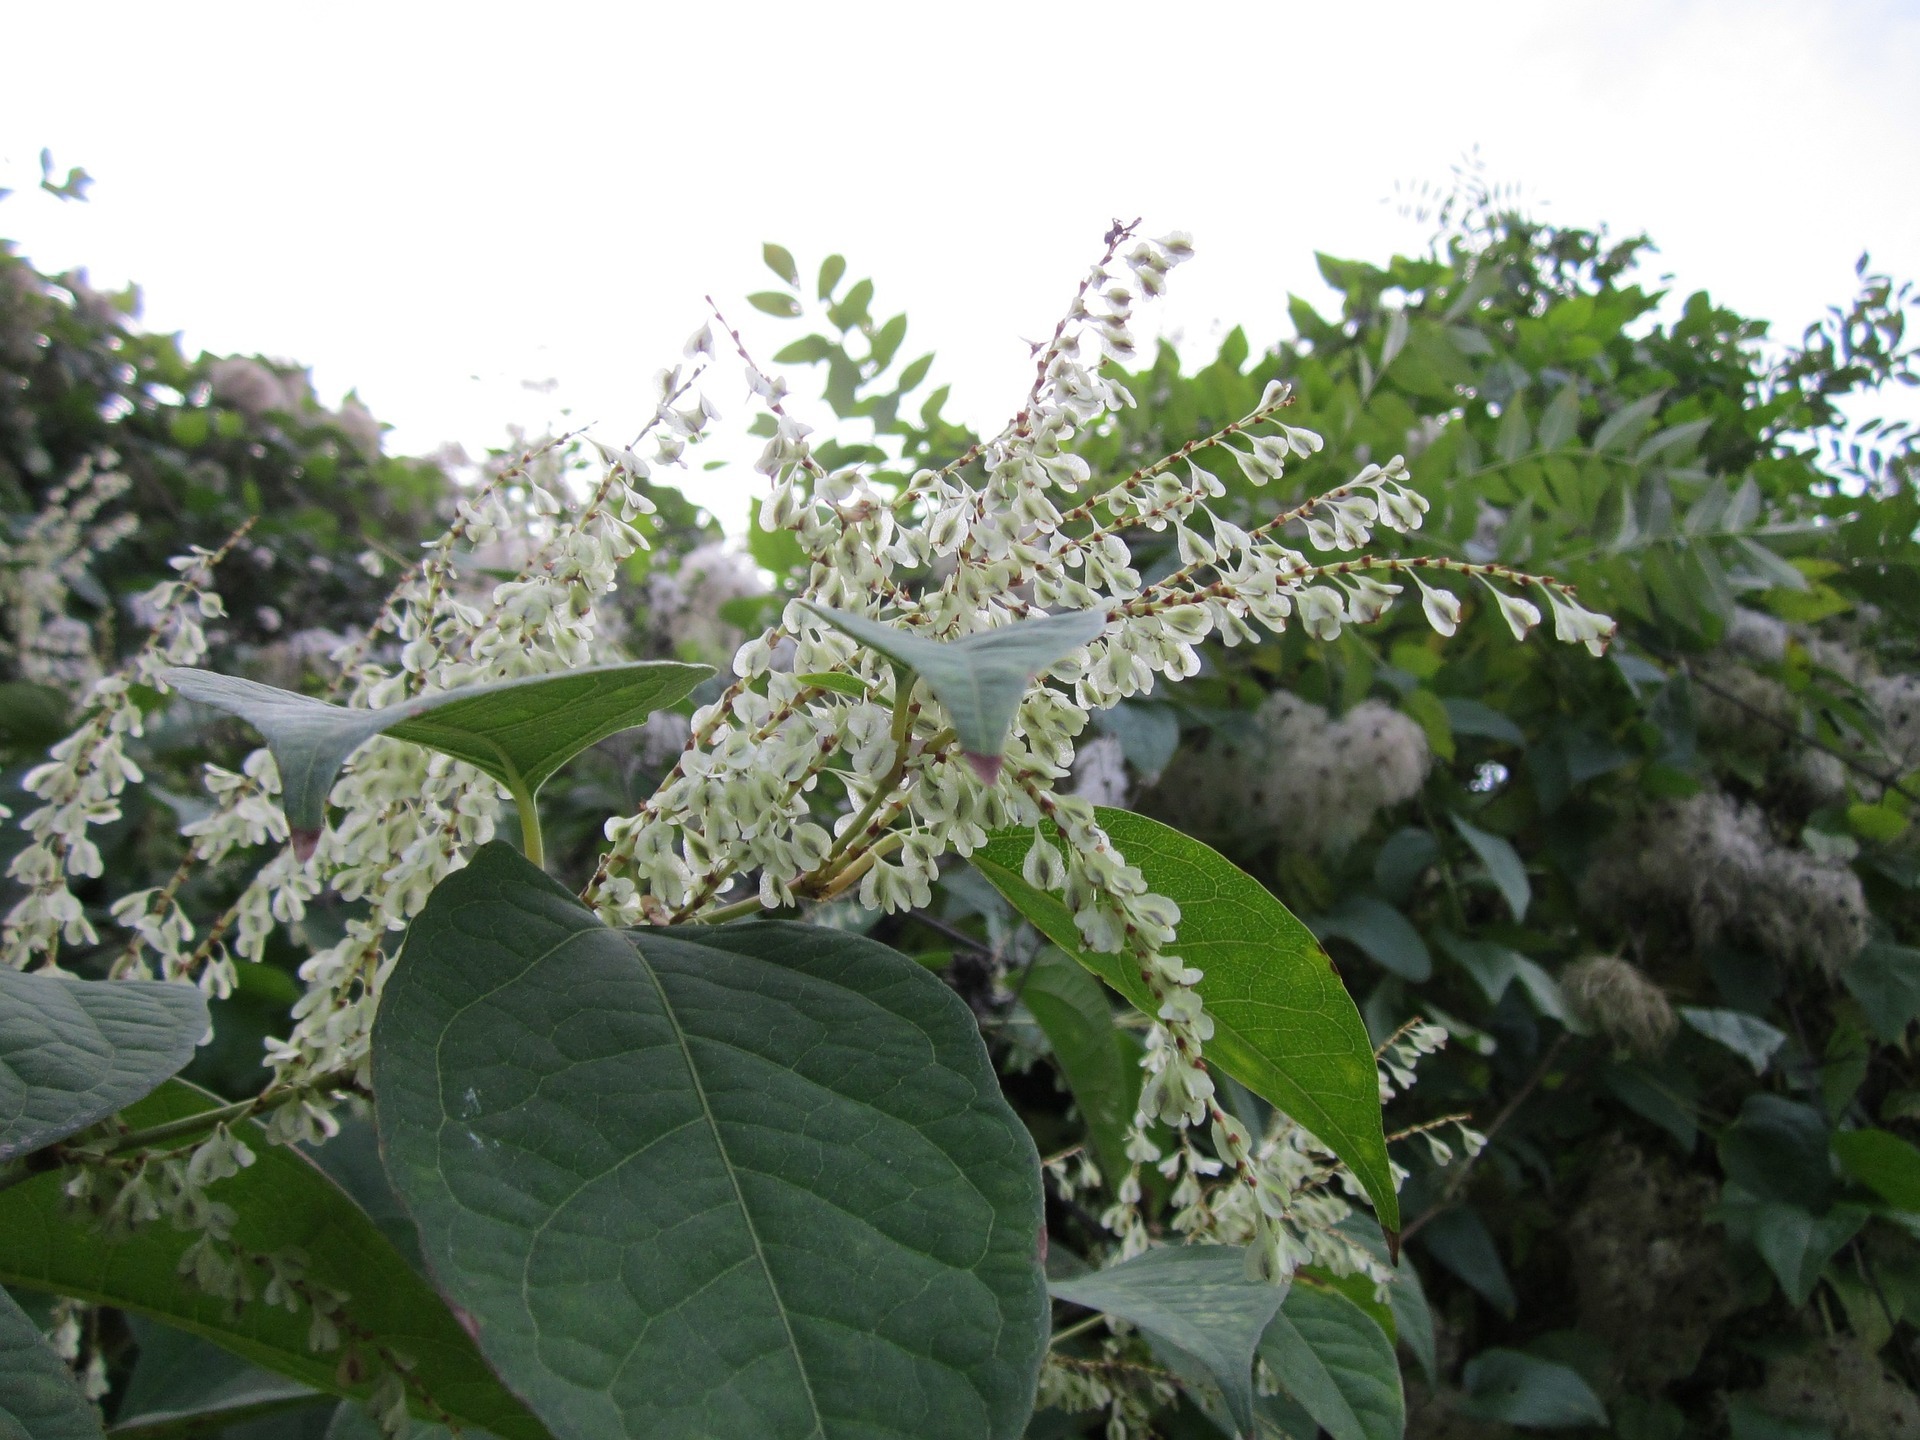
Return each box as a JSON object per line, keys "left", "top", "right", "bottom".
{"left": 798, "top": 604, "right": 1106, "bottom": 782}
{"left": 0, "top": 1079, "right": 547, "bottom": 1440}
{"left": 972, "top": 808, "right": 1398, "bottom": 1233}
{"left": 1048, "top": 1245, "right": 1285, "bottom": 1438}
{"left": 1257, "top": 1277, "right": 1403, "bottom": 1440}
{"left": 0, "top": 1284, "right": 103, "bottom": 1440}
{"left": 372, "top": 841, "right": 1048, "bottom": 1440}
{"left": 163, "top": 661, "right": 711, "bottom": 849}
{"left": 1833, "top": 1127, "right": 1920, "bottom": 1211}
{"left": 0, "top": 967, "right": 207, "bottom": 1164}
{"left": 1458, "top": 1349, "right": 1607, "bottom": 1429}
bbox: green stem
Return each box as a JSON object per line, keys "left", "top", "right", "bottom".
{"left": 692, "top": 895, "right": 764, "bottom": 926}
{"left": 512, "top": 777, "right": 546, "bottom": 870}
{"left": 1049, "top": 1313, "right": 1109, "bottom": 1348}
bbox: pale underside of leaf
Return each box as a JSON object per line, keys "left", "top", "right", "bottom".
{"left": 163, "top": 661, "right": 710, "bottom": 840}
{"left": 1049, "top": 1245, "right": 1285, "bottom": 1439}
{"left": 0, "top": 967, "right": 208, "bottom": 1163}
{"left": 797, "top": 603, "right": 1106, "bottom": 781}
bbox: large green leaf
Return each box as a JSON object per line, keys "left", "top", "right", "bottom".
{"left": 0, "top": 1080, "right": 547, "bottom": 1440}
{"left": 371, "top": 841, "right": 1048, "bottom": 1440}
{"left": 972, "top": 809, "right": 1397, "bottom": 1232}
{"left": 1048, "top": 1245, "right": 1286, "bottom": 1439}
{"left": 1019, "top": 948, "right": 1140, "bottom": 1183}
{"left": 0, "top": 968, "right": 207, "bottom": 1164}
{"left": 0, "top": 1282, "right": 102, "bottom": 1439}
{"left": 1718, "top": 1189, "right": 1868, "bottom": 1306}
{"left": 798, "top": 604, "right": 1105, "bottom": 781}
{"left": 1833, "top": 1127, "right": 1920, "bottom": 1211}
{"left": 1458, "top": 1349, "right": 1606, "bottom": 1429}
{"left": 163, "top": 661, "right": 710, "bottom": 840}
{"left": 1256, "top": 1278, "right": 1402, "bottom": 1440}
{"left": 110, "top": 1318, "right": 324, "bottom": 1439}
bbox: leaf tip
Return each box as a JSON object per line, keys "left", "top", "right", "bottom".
{"left": 963, "top": 751, "right": 1004, "bottom": 785}
{"left": 290, "top": 828, "right": 321, "bottom": 863}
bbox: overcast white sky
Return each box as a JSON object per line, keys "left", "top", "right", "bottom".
{"left": 3, "top": 0, "right": 1915, "bottom": 531}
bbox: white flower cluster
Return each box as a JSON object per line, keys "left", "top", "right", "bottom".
{"left": 2, "top": 538, "right": 236, "bottom": 970}
{"left": 0, "top": 453, "right": 138, "bottom": 696}
{"left": 108, "top": 746, "right": 290, "bottom": 994}
{"left": 582, "top": 224, "right": 1606, "bottom": 1279}
{"left": 253, "top": 387, "right": 719, "bottom": 1132}
{"left": 1142, "top": 691, "right": 1432, "bottom": 854}
{"left": 646, "top": 539, "right": 766, "bottom": 662}
{"left": 1583, "top": 789, "right": 1869, "bottom": 974}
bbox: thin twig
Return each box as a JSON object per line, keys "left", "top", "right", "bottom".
{"left": 1401, "top": 1032, "right": 1572, "bottom": 1243}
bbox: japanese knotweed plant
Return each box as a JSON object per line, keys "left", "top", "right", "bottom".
{"left": 0, "top": 223, "right": 1611, "bottom": 1440}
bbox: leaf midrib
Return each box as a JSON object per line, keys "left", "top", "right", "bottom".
{"left": 636, "top": 945, "right": 829, "bottom": 1440}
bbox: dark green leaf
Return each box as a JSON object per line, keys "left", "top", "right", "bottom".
{"left": 1257, "top": 1277, "right": 1402, "bottom": 1440}
{"left": 164, "top": 662, "right": 709, "bottom": 834}
{"left": 1680, "top": 1006, "right": 1787, "bottom": 1075}
{"left": 1438, "top": 698, "right": 1525, "bottom": 745}
{"left": 112, "top": 1317, "right": 323, "bottom": 1439}
{"left": 1049, "top": 1246, "right": 1284, "bottom": 1438}
{"left": 1718, "top": 1096, "right": 1832, "bottom": 1211}
{"left": 1091, "top": 702, "right": 1180, "bottom": 781}
{"left": 1387, "top": 1258, "right": 1436, "bottom": 1386}
{"left": 1844, "top": 943, "right": 1920, "bottom": 1041}
{"left": 1832, "top": 1128, "right": 1920, "bottom": 1211}
{"left": 1416, "top": 1208, "right": 1514, "bottom": 1316}
{"left": 0, "top": 1283, "right": 102, "bottom": 1439}
{"left": 1726, "top": 1397, "right": 1832, "bottom": 1440}
{"left": 0, "top": 968, "right": 207, "bottom": 1163}
{"left": 1311, "top": 897, "right": 1431, "bottom": 982}
{"left": 747, "top": 292, "right": 802, "bottom": 318}
{"left": 1459, "top": 1349, "right": 1606, "bottom": 1428}
{"left": 973, "top": 809, "right": 1397, "bottom": 1232}
{"left": 761, "top": 244, "right": 799, "bottom": 288}
{"left": 798, "top": 604, "right": 1105, "bottom": 781}
{"left": 372, "top": 842, "right": 1047, "bottom": 1440}
{"left": 1020, "top": 948, "right": 1139, "bottom": 1182}
{"left": 1448, "top": 815, "right": 1529, "bottom": 921}
{"left": 1603, "top": 1062, "right": 1698, "bottom": 1151}
{"left": 0, "top": 682, "right": 72, "bottom": 752}
{"left": 0, "top": 1080, "right": 545, "bottom": 1440}
{"left": 1719, "top": 1189, "right": 1867, "bottom": 1305}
